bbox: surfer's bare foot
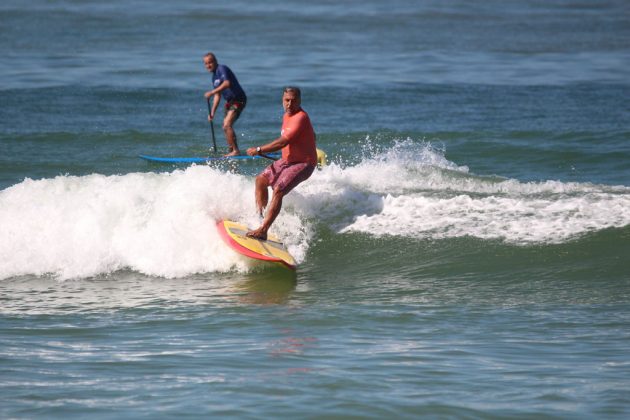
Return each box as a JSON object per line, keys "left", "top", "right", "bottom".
{"left": 246, "top": 228, "right": 267, "bottom": 241}
{"left": 224, "top": 149, "right": 241, "bottom": 157}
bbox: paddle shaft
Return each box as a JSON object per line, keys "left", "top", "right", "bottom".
{"left": 206, "top": 98, "right": 217, "bottom": 153}
{"left": 260, "top": 153, "right": 278, "bottom": 161}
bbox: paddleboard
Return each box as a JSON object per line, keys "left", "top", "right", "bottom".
{"left": 139, "top": 153, "right": 280, "bottom": 163}
{"left": 316, "top": 148, "right": 327, "bottom": 167}
{"left": 216, "top": 220, "right": 297, "bottom": 271}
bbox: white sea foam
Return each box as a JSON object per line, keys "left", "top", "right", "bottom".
{"left": 1, "top": 142, "right": 629, "bottom": 279}
{"left": 303, "top": 140, "right": 630, "bottom": 244}
{"left": 339, "top": 192, "right": 630, "bottom": 243}
{"left": 0, "top": 165, "right": 311, "bottom": 280}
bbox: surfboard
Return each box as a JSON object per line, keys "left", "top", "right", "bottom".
{"left": 216, "top": 220, "right": 297, "bottom": 271}
{"left": 139, "top": 153, "right": 280, "bottom": 163}
{"left": 316, "top": 148, "right": 327, "bottom": 167}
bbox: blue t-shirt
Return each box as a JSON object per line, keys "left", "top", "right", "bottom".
{"left": 213, "top": 64, "right": 246, "bottom": 102}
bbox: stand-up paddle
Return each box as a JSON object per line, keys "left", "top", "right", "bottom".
{"left": 138, "top": 153, "right": 280, "bottom": 163}
{"left": 139, "top": 149, "right": 327, "bottom": 165}
{"left": 206, "top": 98, "right": 217, "bottom": 153}
{"left": 259, "top": 152, "right": 279, "bottom": 161}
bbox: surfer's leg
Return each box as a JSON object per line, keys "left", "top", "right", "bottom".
{"left": 255, "top": 161, "right": 283, "bottom": 217}
{"left": 247, "top": 188, "right": 285, "bottom": 240}
{"left": 254, "top": 173, "right": 270, "bottom": 217}
{"left": 248, "top": 160, "right": 298, "bottom": 239}
{"left": 223, "top": 109, "right": 240, "bottom": 156}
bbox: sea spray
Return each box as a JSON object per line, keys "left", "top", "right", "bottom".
{"left": 2, "top": 141, "right": 629, "bottom": 279}
{"left": 0, "top": 166, "right": 312, "bottom": 280}
{"left": 302, "top": 140, "right": 630, "bottom": 243}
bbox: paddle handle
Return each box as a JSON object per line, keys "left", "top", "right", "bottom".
{"left": 206, "top": 98, "right": 217, "bottom": 153}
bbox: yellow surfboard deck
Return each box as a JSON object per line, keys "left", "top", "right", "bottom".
{"left": 216, "top": 220, "right": 297, "bottom": 270}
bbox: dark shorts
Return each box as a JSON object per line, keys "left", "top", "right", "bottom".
{"left": 225, "top": 98, "right": 246, "bottom": 120}
{"left": 261, "top": 160, "right": 316, "bottom": 194}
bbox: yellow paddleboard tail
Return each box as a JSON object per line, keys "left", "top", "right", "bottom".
{"left": 217, "top": 220, "right": 297, "bottom": 271}
{"left": 316, "top": 148, "right": 327, "bottom": 168}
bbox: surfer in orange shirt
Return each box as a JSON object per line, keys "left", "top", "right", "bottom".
{"left": 245, "top": 86, "right": 317, "bottom": 240}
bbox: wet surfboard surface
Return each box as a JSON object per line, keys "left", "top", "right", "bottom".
{"left": 216, "top": 220, "right": 297, "bottom": 271}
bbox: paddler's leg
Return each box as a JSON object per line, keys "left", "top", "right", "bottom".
{"left": 254, "top": 173, "right": 270, "bottom": 218}
{"left": 223, "top": 109, "right": 240, "bottom": 156}
{"left": 247, "top": 188, "right": 285, "bottom": 241}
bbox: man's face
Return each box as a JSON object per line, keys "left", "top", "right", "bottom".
{"left": 283, "top": 91, "right": 301, "bottom": 115}
{"left": 203, "top": 56, "right": 217, "bottom": 72}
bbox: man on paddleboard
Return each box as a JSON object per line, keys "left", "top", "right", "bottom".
{"left": 245, "top": 86, "right": 317, "bottom": 240}
{"left": 203, "top": 52, "right": 247, "bottom": 156}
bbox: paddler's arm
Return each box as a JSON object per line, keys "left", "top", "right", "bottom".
{"left": 204, "top": 80, "right": 231, "bottom": 120}
{"left": 210, "top": 94, "right": 220, "bottom": 121}
{"left": 246, "top": 136, "right": 289, "bottom": 156}
{"left": 204, "top": 80, "right": 231, "bottom": 99}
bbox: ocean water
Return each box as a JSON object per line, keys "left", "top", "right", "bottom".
{"left": 1, "top": 0, "right": 630, "bottom": 418}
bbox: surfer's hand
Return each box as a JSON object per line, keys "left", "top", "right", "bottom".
{"left": 246, "top": 147, "right": 257, "bottom": 156}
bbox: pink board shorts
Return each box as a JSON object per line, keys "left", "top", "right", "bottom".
{"left": 261, "top": 159, "right": 315, "bottom": 194}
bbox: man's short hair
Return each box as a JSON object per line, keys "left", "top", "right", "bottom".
{"left": 283, "top": 86, "right": 301, "bottom": 98}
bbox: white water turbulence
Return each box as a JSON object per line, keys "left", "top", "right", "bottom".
{"left": 0, "top": 166, "right": 313, "bottom": 280}
{"left": 301, "top": 139, "right": 630, "bottom": 244}
{"left": 2, "top": 140, "right": 629, "bottom": 280}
